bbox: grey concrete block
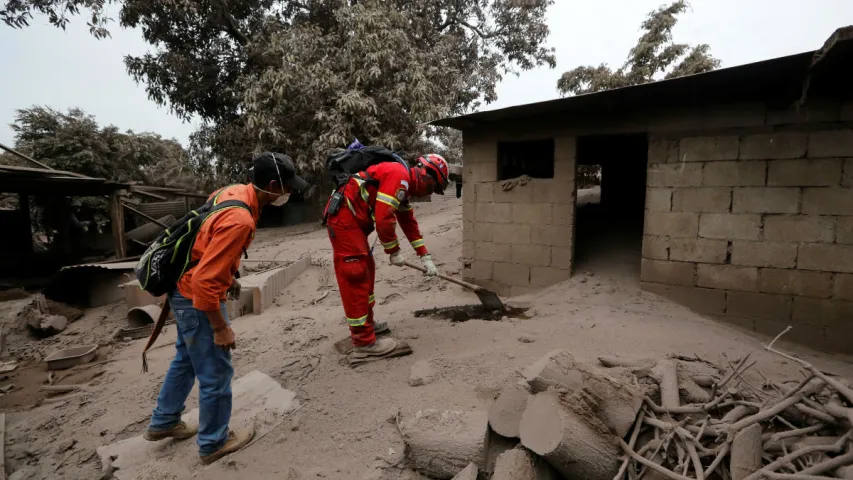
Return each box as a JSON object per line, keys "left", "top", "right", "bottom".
{"left": 699, "top": 214, "right": 761, "bottom": 240}
{"left": 792, "top": 297, "right": 853, "bottom": 328}
{"left": 767, "top": 159, "right": 843, "bottom": 187}
{"left": 802, "top": 188, "right": 853, "bottom": 215}
{"left": 732, "top": 188, "right": 800, "bottom": 214}
{"left": 463, "top": 260, "right": 493, "bottom": 280}
{"left": 702, "top": 161, "right": 766, "bottom": 187}
{"left": 551, "top": 247, "right": 572, "bottom": 270}
{"left": 668, "top": 238, "right": 727, "bottom": 264}
{"left": 834, "top": 274, "right": 853, "bottom": 301}
{"left": 475, "top": 242, "right": 512, "bottom": 262}
{"left": 731, "top": 241, "right": 798, "bottom": 268}
{"left": 798, "top": 244, "right": 853, "bottom": 273}
{"left": 740, "top": 132, "right": 807, "bottom": 160}
{"left": 645, "top": 211, "right": 699, "bottom": 238}
{"left": 476, "top": 203, "right": 512, "bottom": 223}
{"left": 646, "top": 188, "right": 672, "bottom": 212}
{"left": 641, "top": 282, "right": 726, "bottom": 315}
{"left": 727, "top": 291, "right": 793, "bottom": 321}
{"left": 640, "top": 259, "right": 696, "bottom": 286}
{"left": 511, "top": 244, "right": 551, "bottom": 267}
{"left": 764, "top": 215, "right": 835, "bottom": 243}
{"left": 642, "top": 235, "right": 670, "bottom": 260}
{"left": 648, "top": 138, "right": 678, "bottom": 164}
{"left": 759, "top": 269, "right": 833, "bottom": 299}
{"left": 493, "top": 262, "right": 530, "bottom": 286}
{"left": 510, "top": 203, "right": 552, "bottom": 225}
{"left": 680, "top": 136, "right": 739, "bottom": 161}
{"left": 530, "top": 266, "right": 570, "bottom": 287}
{"left": 808, "top": 129, "right": 853, "bottom": 158}
{"left": 672, "top": 188, "right": 731, "bottom": 213}
{"left": 839, "top": 217, "right": 853, "bottom": 245}
{"left": 647, "top": 163, "right": 703, "bottom": 187}
{"left": 531, "top": 225, "right": 572, "bottom": 247}
{"left": 697, "top": 264, "right": 758, "bottom": 291}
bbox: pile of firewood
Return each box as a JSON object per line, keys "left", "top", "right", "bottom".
{"left": 396, "top": 327, "right": 853, "bottom": 480}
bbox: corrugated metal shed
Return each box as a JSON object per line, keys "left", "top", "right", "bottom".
{"left": 433, "top": 29, "right": 853, "bottom": 130}
{"left": 135, "top": 201, "right": 187, "bottom": 219}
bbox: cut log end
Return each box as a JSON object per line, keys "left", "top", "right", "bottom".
{"left": 450, "top": 463, "right": 478, "bottom": 480}
{"left": 488, "top": 385, "right": 530, "bottom": 439}
{"left": 518, "top": 393, "right": 563, "bottom": 456}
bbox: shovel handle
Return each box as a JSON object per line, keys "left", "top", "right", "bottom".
{"left": 402, "top": 260, "right": 482, "bottom": 292}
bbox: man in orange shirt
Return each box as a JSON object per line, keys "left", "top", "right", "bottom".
{"left": 144, "top": 152, "right": 308, "bottom": 465}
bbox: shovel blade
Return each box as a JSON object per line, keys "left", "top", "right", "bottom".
{"left": 476, "top": 289, "right": 507, "bottom": 313}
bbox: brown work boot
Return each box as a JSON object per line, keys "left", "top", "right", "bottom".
{"left": 199, "top": 428, "right": 255, "bottom": 465}
{"left": 352, "top": 337, "right": 397, "bottom": 359}
{"left": 143, "top": 421, "right": 198, "bottom": 441}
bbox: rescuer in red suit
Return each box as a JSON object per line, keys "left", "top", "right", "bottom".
{"left": 325, "top": 152, "right": 450, "bottom": 358}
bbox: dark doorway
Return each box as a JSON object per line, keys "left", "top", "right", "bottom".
{"left": 573, "top": 134, "right": 648, "bottom": 281}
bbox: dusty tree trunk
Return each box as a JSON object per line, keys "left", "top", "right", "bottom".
{"left": 492, "top": 448, "right": 535, "bottom": 480}
{"left": 488, "top": 384, "right": 529, "bottom": 438}
{"left": 522, "top": 349, "right": 643, "bottom": 437}
{"left": 519, "top": 390, "right": 621, "bottom": 480}
{"left": 450, "top": 463, "right": 478, "bottom": 480}
{"left": 730, "top": 423, "right": 762, "bottom": 480}
{"left": 401, "top": 410, "right": 488, "bottom": 479}
{"left": 484, "top": 426, "right": 520, "bottom": 474}
{"left": 653, "top": 359, "right": 680, "bottom": 410}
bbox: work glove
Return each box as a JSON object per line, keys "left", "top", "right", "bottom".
{"left": 421, "top": 254, "right": 438, "bottom": 277}
{"left": 227, "top": 278, "right": 242, "bottom": 300}
{"left": 389, "top": 251, "right": 405, "bottom": 267}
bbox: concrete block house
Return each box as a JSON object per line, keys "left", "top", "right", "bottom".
{"left": 434, "top": 30, "right": 853, "bottom": 353}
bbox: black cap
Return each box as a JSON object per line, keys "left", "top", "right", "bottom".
{"left": 250, "top": 152, "right": 309, "bottom": 193}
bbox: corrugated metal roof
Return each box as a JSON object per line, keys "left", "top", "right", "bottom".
{"left": 60, "top": 262, "right": 137, "bottom": 272}
{"left": 433, "top": 30, "right": 853, "bottom": 130}
{"left": 135, "top": 201, "right": 187, "bottom": 219}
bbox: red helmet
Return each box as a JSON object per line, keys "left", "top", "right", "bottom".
{"left": 416, "top": 153, "right": 450, "bottom": 194}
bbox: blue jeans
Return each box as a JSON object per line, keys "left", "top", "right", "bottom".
{"left": 148, "top": 290, "right": 233, "bottom": 456}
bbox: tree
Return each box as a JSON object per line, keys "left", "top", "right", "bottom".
{"left": 3, "top": 0, "right": 555, "bottom": 184}
{"left": 557, "top": 0, "right": 720, "bottom": 96}
{"left": 8, "top": 106, "right": 213, "bottom": 190}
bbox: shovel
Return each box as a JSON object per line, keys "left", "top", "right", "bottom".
{"left": 403, "top": 260, "right": 507, "bottom": 313}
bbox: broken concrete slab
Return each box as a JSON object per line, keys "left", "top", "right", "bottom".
{"left": 97, "top": 370, "right": 298, "bottom": 480}
{"left": 238, "top": 255, "right": 312, "bottom": 315}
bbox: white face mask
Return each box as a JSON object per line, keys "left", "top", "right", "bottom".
{"left": 271, "top": 193, "right": 290, "bottom": 207}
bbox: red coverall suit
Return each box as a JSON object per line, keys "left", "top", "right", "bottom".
{"left": 325, "top": 162, "right": 428, "bottom": 346}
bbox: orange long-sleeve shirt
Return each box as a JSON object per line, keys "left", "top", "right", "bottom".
{"left": 177, "top": 184, "right": 259, "bottom": 312}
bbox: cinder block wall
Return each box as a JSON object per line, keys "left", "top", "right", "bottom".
{"left": 641, "top": 128, "right": 853, "bottom": 352}
{"left": 461, "top": 134, "right": 577, "bottom": 296}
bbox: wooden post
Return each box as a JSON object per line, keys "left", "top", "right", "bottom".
{"left": 110, "top": 190, "right": 127, "bottom": 259}
{"left": 18, "top": 194, "right": 33, "bottom": 253}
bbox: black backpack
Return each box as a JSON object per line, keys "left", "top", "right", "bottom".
{"left": 135, "top": 187, "right": 250, "bottom": 297}
{"left": 325, "top": 145, "right": 409, "bottom": 189}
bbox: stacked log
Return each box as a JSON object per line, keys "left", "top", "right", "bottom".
{"left": 399, "top": 328, "right": 853, "bottom": 480}
{"left": 400, "top": 409, "right": 488, "bottom": 479}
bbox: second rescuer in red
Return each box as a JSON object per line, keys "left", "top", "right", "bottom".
{"left": 324, "top": 152, "right": 450, "bottom": 358}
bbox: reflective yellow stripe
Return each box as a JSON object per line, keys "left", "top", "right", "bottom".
{"left": 382, "top": 239, "right": 399, "bottom": 250}
{"left": 368, "top": 294, "right": 376, "bottom": 304}
{"left": 354, "top": 177, "right": 369, "bottom": 203}
{"left": 376, "top": 192, "right": 400, "bottom": 209}
{"left": 347, "top": 314, "right": 368, "bottom": 327}
{"left": 346, "top": 198, "right": 356, "bottom": 215}
{"left": 411, "top": 239, "right": 425, "bottom": 249}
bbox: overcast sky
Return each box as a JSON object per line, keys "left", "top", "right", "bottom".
{"left": 1, "top": 1, "right": 851, "bottom": 147}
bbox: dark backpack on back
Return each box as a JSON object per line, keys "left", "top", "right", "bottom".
{"left": 134, "top": 187, "right": 250, "bottom": 297}
{"left": 325, "top": 145, "right": 409, "bottom": 189}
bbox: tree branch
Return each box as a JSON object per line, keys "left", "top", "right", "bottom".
{"left": 212, "top": 0, "right": 249, "bottom": 46}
